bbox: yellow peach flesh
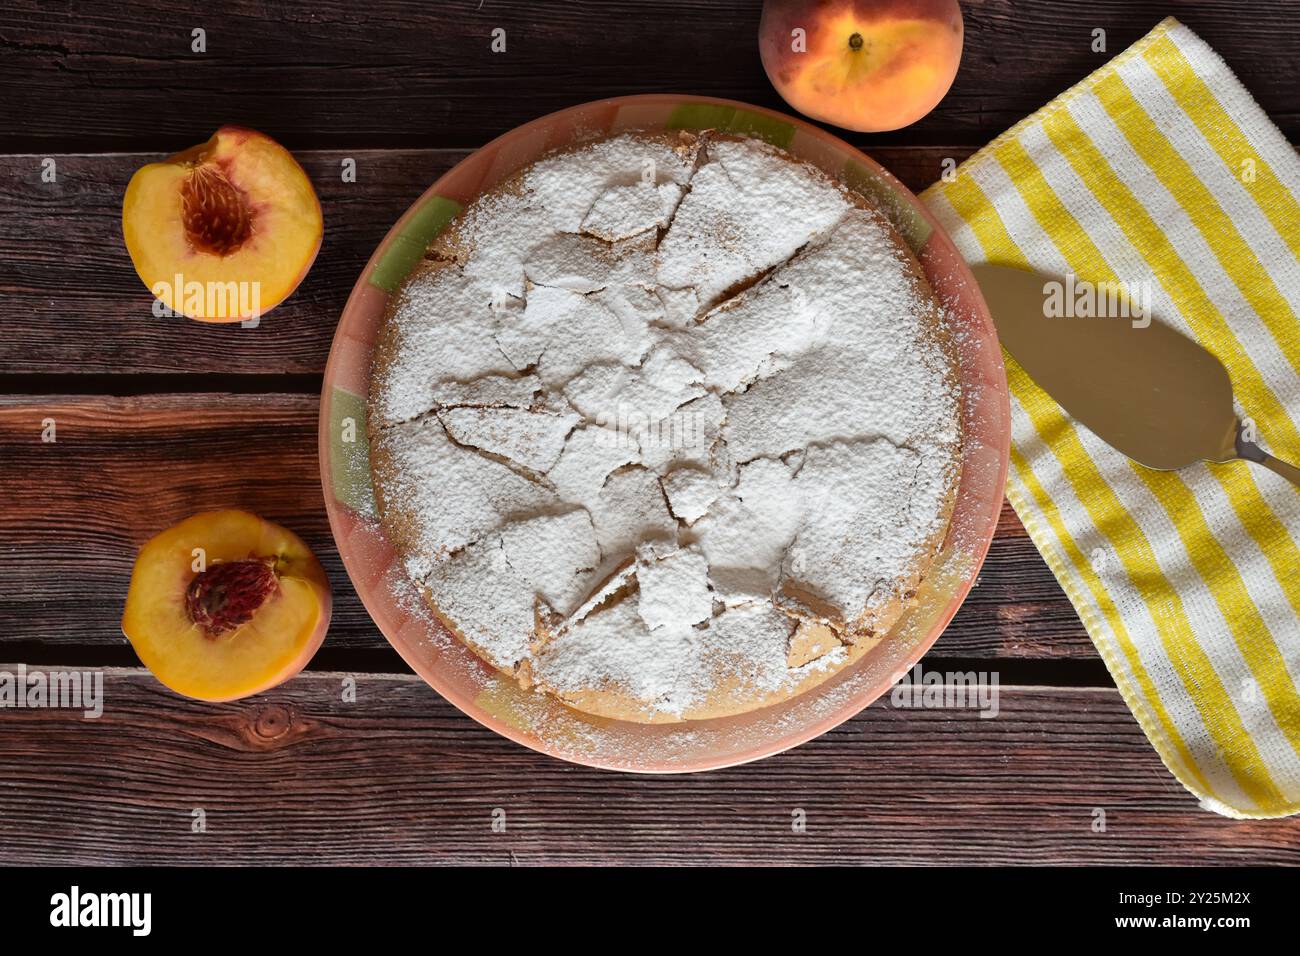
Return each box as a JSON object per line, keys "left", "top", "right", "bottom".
{"left": 122, "top": 127, "right": 322, "bottom": 322}
{"left": 122, "top": 510, "right": 332, "bottom": 702}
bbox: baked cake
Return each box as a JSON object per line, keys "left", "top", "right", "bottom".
{"left": 368, "top": 131, "right": 962, "bottom": 723}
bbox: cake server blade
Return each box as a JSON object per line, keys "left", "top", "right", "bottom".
{"left": 970, "top": 263, "right": 1300, "bottom": 486}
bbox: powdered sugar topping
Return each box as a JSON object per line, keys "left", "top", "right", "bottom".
{"left": 371, "top": 132, "right": 960, "bottom": 719}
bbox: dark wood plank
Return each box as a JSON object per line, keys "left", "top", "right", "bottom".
{"left": 0, "top": 393, "right": 1097, "bottom": 661}
{"left": 16, "top": 138, "right": 1289, "bottom": 379}
{"left": 0, "top": 670, "right": 1293, "bottom": 865}
{"left": 0, "top": 146, "right": 965, "bottom": 376}
{"left": 0, "top": 149, "right": 461, "bottom": 376}
{"left": 2, "top": 1, "right": 1298, "bottom": 153}
{"left": 0, "top": 393, "right": 370, "bottom": 651}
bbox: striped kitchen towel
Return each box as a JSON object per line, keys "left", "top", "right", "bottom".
{"left": 923, "top": 17, "right": 1300, "bottom": 818}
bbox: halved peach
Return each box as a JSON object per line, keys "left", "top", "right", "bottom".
{"left": 759, "top": 0, "right": 964, "bottom": 133}
{"left": 122, "top": 126, "right": 323, "bottom": 322}
{"left": 122, "top": 510, "right": 332, "bottom": 702}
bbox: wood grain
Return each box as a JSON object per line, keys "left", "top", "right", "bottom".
{"left": 0, "top": 669, "right": 1294, "bottom": 865}
{"left": 9, "top": 0, "right": 1297, "bottom": 863}
{"left": 0, "top": 393, "right": 1096, "bottom": 662}
{"left": 12, "top": 141, "right": 1293, "bottom": 378}
{"left": 0, "top": 146, "right": 968, "bottom": 376}
{"left": 0, "top": 150, "right": 459, "bottom": 376}
{"left": 2, "top": 1, "right": 1299, "bottom": 153}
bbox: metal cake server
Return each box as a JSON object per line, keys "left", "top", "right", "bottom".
{"left": 971, "top": 263, "right": 1300, "bottom": 488}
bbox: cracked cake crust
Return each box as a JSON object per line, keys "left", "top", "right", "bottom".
{"left": 368, "top": 130, "right": 962, "bottom": 723}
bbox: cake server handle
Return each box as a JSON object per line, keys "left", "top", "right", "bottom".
{"left": 1234, "top": 422, "right": 1300, "bottom": 488}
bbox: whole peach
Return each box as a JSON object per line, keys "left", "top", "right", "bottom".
{"left": 760, "top": 0, "right": 964, "bottom": 132}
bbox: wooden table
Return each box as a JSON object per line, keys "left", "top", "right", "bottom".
{"left": 2, "top": 0, "right": 1298, "bottom": 866}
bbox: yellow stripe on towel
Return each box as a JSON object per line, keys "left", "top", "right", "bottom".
{"left": 943, "top": 169, "right": 1286, "bottom": 810}
{"left": 922, "top": 17, "right": 1300, "bottom": 817}
{"left": 1143, "top": 34, "right": 1300, "bottom": 267}
{"left": 1026, "top": 112, "right": 1300, "bottom": 752}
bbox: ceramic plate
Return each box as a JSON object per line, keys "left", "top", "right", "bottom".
{"left": 319, "top": 94, "right": 1010, "bottom": 772}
